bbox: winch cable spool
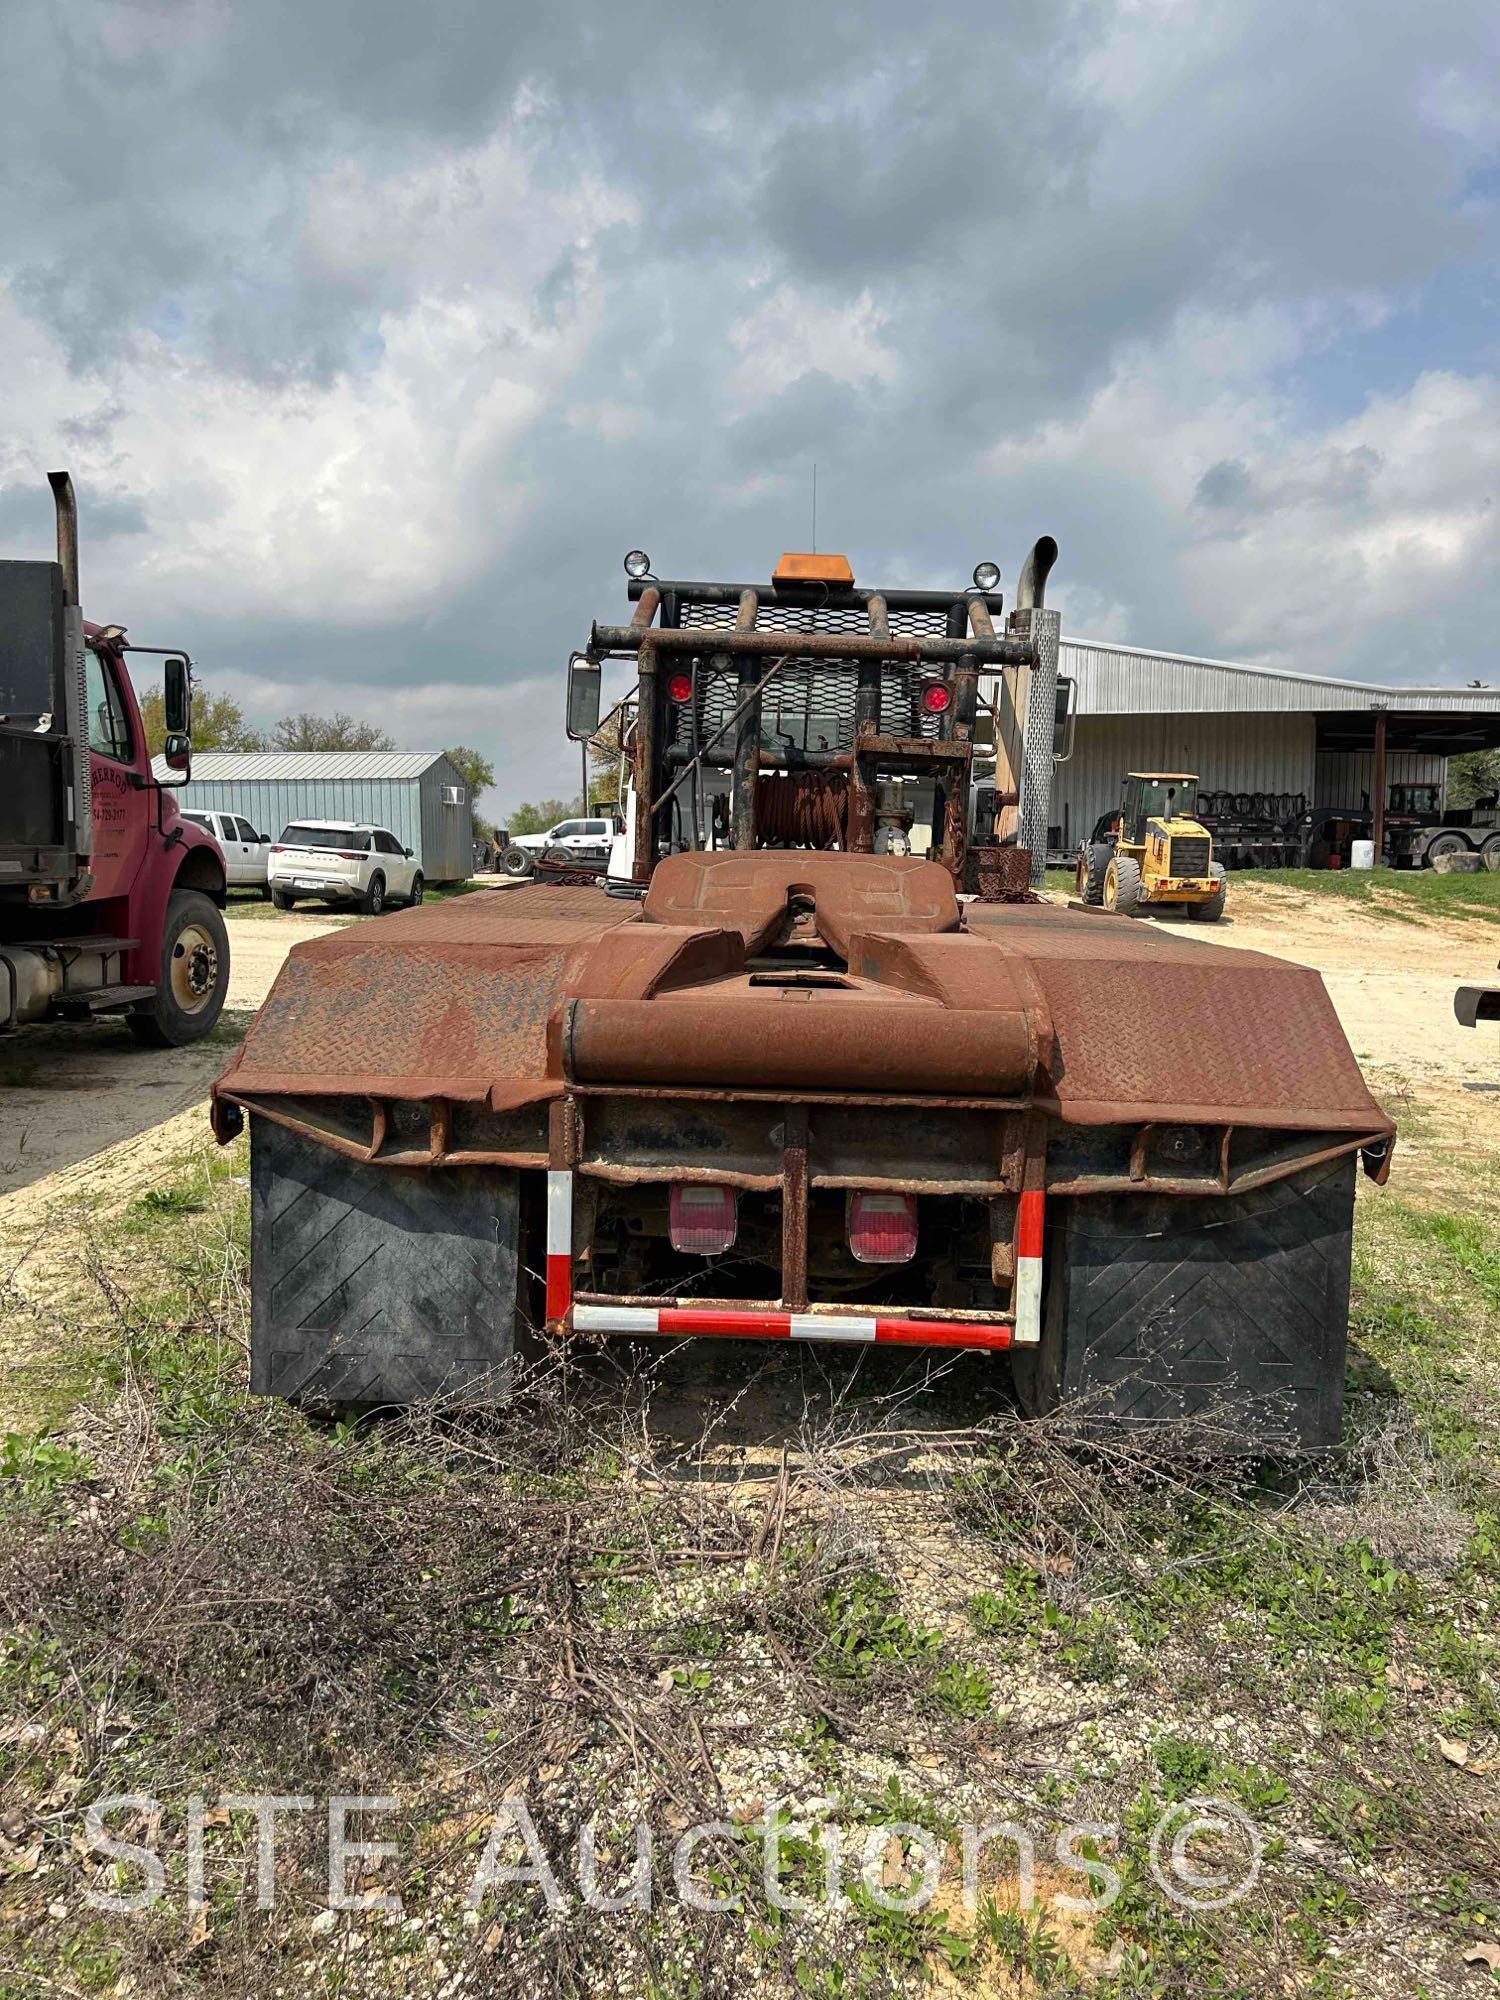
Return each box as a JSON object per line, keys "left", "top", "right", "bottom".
{"left": 755, "top": 771, "right": 849, "bottom": 848}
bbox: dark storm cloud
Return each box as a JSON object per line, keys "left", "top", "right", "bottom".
{"left": 4, "top": 0, "right": 1500, "bottom": 815}
{"left": 1196, "top": 461, "right": 1255, "bottom": 511}
{"left": 9, "top": 2, "right": 1494, "bottom": 411}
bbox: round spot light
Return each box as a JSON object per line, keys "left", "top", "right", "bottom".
{"left": 624, "top": 549, "right": 652, "bottom": 580}
{"left": 972, "top": 560, "right": 1001, "bottom": 592}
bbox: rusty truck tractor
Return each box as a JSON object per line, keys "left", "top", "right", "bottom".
{"left": 1, "top": 473, "right": 228, "bottom": 1045}
{"left": 214, "top": 543, "right": 1393, "bottom": 1447}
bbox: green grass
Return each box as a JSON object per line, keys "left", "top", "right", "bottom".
{"left": 1233, "top": 864, "right": 1500, "bottom": 921}
{"left": 225, "top": 878, "right": 478, "bottom": 924}
{"left": 4, "top": 1106, "right": 1498, "bottom": 1997}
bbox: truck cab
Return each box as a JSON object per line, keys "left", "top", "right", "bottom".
{"left": 0, "top": 473, "right": 229, "bottom": 1043}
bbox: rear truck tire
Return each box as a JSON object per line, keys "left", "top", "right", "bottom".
{"left": 249, "top": 1118, "right": 532, "bottom": 1408}
{"left": 361, "top": 871, "right": 387, "bottom": 916}
{"left": 127, "top": 890, "right": 230, "bottom": 1048}
{"left": 1482, "top": 832, "right": 1500, "bottom": 871}
{"left": 408, "top": 872, "right": 425, "bottom": 906}
{"left": 1188, "top": 861, "right": 1227, "bottom": 921}
{"left": 1426, "top": 831, "right": 1470, "bottom": 863}
{"left": 1103, "top": 852, "right": 1142, "bottom": 915}
{"left": 1011, "top": 1156, "right": 1355, "bottom": 1451}
{"left": 501, "top": 845, "right": 535, "bottom": 878}
{"left": 271, "top": 889, "right": 297, "bottom": 911}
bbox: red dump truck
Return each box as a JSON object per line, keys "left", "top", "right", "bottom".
{"left": 1, "top": 474, "right": 228, "bottom": 1045}
{"left": 214, "top": 544, "right": 1392, "bottom": 1447}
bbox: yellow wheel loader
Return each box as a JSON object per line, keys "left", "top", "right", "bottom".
{"left": 1075, "top": 772, "right": 1226, "bottom": 920}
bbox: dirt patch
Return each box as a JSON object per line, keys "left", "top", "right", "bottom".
{"left": 1215, "top": 890, "right": 1499, "bottom": 1087}
{"left": 222, "top": 904, "right": 347, "bottom": 1007}
{"left": 1044, "top": 878, "right": 1500, "bottom": 1088}
{"left": 0, "top": 1102, "right": 225, "bottom": 1430}
{"left": 0, "top": 907, "right": 337, "bottom": 1206}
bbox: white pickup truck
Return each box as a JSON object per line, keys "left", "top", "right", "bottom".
{"left": 182, "top": 809, "right": 272, "bottom": 894}
{"left": 499, "top": 815, "right": 617, "bottom": 878}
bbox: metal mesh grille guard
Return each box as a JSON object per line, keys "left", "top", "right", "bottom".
{"left": 674, "top": 600, "right": 949, "bottom": 754}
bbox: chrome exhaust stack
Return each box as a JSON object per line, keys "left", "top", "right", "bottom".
{"left": 47, "top": 470, "right": 79, "bottom": 608}
{"left": 1015, "top": 536, "right": 1057, "bottom": 612}
{"left": 46, "top": 470, "right": 92, "bottom": 871}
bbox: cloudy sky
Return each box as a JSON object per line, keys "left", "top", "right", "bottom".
{"left": 3, "top": 0, "right": 1498, "bottom": 820}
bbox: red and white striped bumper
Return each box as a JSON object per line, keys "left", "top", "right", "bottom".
{"left": 571, "top": 1303, "right": 1013, "bottom": 1350}
{"left": 544, "top": 1168, "right": 1042, "bottom": 1351}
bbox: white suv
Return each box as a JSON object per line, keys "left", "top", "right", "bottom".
{"left": 268, "top": 821, "right": 424, "bottom": 914}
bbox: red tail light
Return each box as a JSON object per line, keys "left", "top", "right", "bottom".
{"left": 669, "top": 1183, "right": 738, "bottom": 1254}
{"left": 848, "top": 1191, "right": 917, "bottom": 1264}
{"left": 920, "top": 681, "right": 953, "bottom": 715}
{"left": 667, "top": 671, "right": 694, "bottom": 704}
{"left": 270, "top": 844, "right": 286, "bottom": 854}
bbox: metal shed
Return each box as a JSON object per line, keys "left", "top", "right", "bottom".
{"left": 1007, "top": 640, "right": 1500, "bottom": 859}
{"left": 152, "top": 750, "right": 473, "bottom": 883}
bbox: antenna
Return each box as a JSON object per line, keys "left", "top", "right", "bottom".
{"left": 812, "top": 462, "right": 817, "bottom": 553}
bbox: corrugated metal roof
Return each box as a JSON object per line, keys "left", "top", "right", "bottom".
{"left": 1058, "top": 638, "right": 1500, "bottom": 718}
{"left": 149, "top": 750, "right": 447, "bottom": 781}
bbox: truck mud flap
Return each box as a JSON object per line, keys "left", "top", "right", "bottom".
{"left": 1015, "top": 1157, "right": 1355, "bottom": 1450}
{"left": 250, "top": 1118, "right": 524, "bottom": 1409}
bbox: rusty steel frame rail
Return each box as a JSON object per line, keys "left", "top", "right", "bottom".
{"left": 566, "top": 1082, "right": 1032, "bottom": 1110}
{"left": 221, "top": 1085, "right": 1391, "bottom": 1200}
{"left": 592, "top": 623, "right": 1034, "bottom": 668}
{"left": 1049, "top": 1128, "right": 1392, "bottom": 1199}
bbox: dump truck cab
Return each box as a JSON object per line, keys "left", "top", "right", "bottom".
{"left": 1077, "top": 770, "right": 1226, "bottom": 921}
{"left": 218, "top": 537, "right": 1393, "bottom": 1449}
{"left": 1, "top": 473, "right": 229, "bottom": 1044}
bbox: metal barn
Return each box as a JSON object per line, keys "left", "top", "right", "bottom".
{"left": 153, "top": 750, "right": 474, "bottom": 883}
{"left": 1026, "top": 640, "right": 1500, "bottom": 859}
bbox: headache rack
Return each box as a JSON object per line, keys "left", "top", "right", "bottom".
{"left": 585, "top": 543, "right": 1061, "bottom": 887}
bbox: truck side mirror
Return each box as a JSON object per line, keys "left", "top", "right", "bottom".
{"left": 162, "top": 730, "right": 191, "bottom": 782}
{"left": 566, "top": 652, "right": 601, "bottom": 741}
{"left": 164, "top": 656, "right": 190, "bottom": 735}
